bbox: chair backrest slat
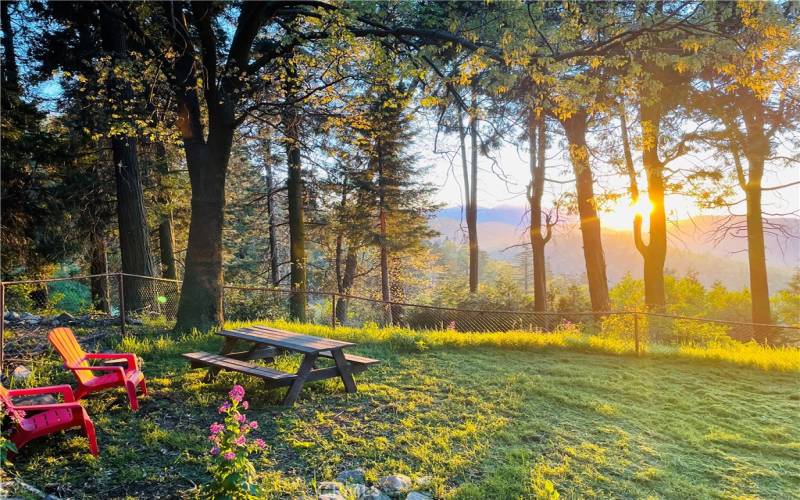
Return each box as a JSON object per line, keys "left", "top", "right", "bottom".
{"left": 48, "top": 328, "right": 92, "bottom": 383}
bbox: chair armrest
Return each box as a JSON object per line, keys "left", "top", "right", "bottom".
{"left": 8, "top": 384, "right": 76, "bottom": 402}
{"left": 12, "top": 401, "right": 85, "bottom": 412}
{"left": 85, "top": 352, "right": 138, "bottom": 370}
{"left": 68, "top": 364, "right": 126, "bottom": 379}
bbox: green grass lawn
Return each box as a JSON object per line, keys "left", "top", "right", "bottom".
{"left": 5, "top": 322, "right": 800, "bottom": 499}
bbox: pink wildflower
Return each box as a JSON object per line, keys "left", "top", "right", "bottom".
{"left": 223, "top": 452, "right": 236, "bottom": 461}
{"left": 234, "top": 435, "right": 247, "bottom": 446}
{"left": 241, "top": 400, "right": 249, "bottom": 410}
{"left": 236, "top": 413, "right": 247, "bottom": 423}
{"left": 228, "top": 385, "right": 245, "bottom": 402}
{"left": 249, "top": 420, "right": 258, "bottom": 430}
{"left": 209, "top": 422, "right": 224, "bottom": 435}
{"left": 210, "top": 447, "right": 220, "bottom": 456}
{"left": 253, "top": 438, "right": 266, "bottom": 449}
{"left": 218, "top": 401, "right": 231, "bottom": 413}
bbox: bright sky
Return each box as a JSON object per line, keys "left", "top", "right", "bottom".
{"left": 419, "top": 120, "right": 800, "bottom": 230}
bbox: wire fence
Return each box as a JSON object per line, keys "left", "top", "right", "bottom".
{"left": 2, "top": 272, "right": 799, "bottom": 370}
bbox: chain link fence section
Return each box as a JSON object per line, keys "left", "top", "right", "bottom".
{"left": 3, "top": 272, "right": 799, "bottom": 370}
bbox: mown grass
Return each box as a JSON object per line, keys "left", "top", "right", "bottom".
{"left": 4, "top": 320, "right": 799, "bottom": 498}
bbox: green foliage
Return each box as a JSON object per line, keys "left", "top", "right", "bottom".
{"left": 204, "top": 386, "right": 266, "bottom": 499}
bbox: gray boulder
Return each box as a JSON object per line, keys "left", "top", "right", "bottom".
{"left": 55, "top": 312, "right": 75, "bottom": 323}
{"left": 406, "top": 493, "right": 432, "bottom": 500}
{"left": 358, "top": 486, "right": 391, "bottom": 500}
{"left": 336, "top": 468, "right": 366, "bottom": 484}
{"left": 378, "top": 475, "right": 412, "bottom": 498}
{"left": 318, "top": 481, "right": 344, "bottom": 496}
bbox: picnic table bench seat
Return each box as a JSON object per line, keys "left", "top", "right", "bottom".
{"left": 183, "top": 352, "right": 297, "bottom": 387}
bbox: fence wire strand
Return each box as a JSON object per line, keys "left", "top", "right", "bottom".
{"left": 2, "top": 272, "right": 798, "bottom": 369}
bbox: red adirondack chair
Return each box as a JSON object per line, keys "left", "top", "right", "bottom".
{"left": 48, "top": 327, "right": 147, "bottom": 411}
{"left": 0, "top": 383, "right": 99, "bottom": 456}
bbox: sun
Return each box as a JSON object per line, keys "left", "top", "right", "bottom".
{"left": 601, "top": 197, "right": 654, "bottom": 231}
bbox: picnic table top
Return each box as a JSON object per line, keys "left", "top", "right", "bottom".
{"left": 218, "top": 325, "right": 355, "bottom": 354}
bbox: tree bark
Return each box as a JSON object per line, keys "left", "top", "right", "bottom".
{"left": 739, "top": 93, "right": 771, "bottom": 335}
{"left": 1, "top": 0, "right": 20, "bottom": 109}
{"left": 158, "top": 210, "right": 177, "bottom": 280}
{"left": 284, "top": 102, "right": 306, "bottom": 322}
{"left": 467, "top": 88, "right": 479, "bottom": 292}
{"left": 561, "top": 112, "right": 610, "bottom": 312}
{"left": 528, "top": 112, "right": 550, "bottom": 312}
{"left": 154, "top": 143, "right": 177, "bottom": 280}
{"left": 263, "top": 142, "right": 280, "bottom": 288}
{"left": 100, "top": 8, "right": 155, "bottom": 312}
{"left": 335, "top": 247, "right": 357, "bottom": 324}
{"left": 377, "top": 141, "right": 392, "bottom": 325}
{"left": 633, "top": 103, "right": 667, "bottom": 311}
{"left": 89, "top": 226, "right": 110, "bottom": 313}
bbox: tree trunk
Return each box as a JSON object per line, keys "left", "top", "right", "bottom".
{"left": 377, "top": 146, "right": 392, "bottom": 325}
{"left": 158, "top": 211, "right": 177, "bottom": 279}
{"left": 284, "top": 104, "right": 306, "bottom": 322}
{"left": 175, "top": 141, "right": 228, "bottom": 331}
{"left": 745, "top": 184, "right": 771, "bottom": 330}
{"left": 467, "top": 90, "right": 479, "bottom": 292}
{"left": 634, "top": 104, "right": 667, "bottom": 311}
{"left": 1, "top": 0, "right": 20, "bottom": 109}
{"left": 89, "top": 227, "right": 110, "bottom": 313}
{"left": 335, "top": 247, "right": 356, "bottom": 324}
{"left": 153, "top": 143, "right": 177, "bottom": 280}
{"left": 561, "top": 112, "right": 610, "bottom": 312}
{"left": 100, "top": 9, "right": 155, "bottom": 313}
{"left": 456, "top": 97, "right": 479, "bottom": 293}
{"left": 264, "top": 152, "right": 280, "bottom": 288}
{"left": 738, "top": 92, "right": 772, "bottom": 338}
{"left": 528, "top": 112, "right": 549, "bottom": 312}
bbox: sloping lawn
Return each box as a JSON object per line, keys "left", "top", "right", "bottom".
{"left": 5, "top": 322, "right": 800, "bottom": 499}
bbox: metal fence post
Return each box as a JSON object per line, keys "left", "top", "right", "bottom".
{"left": 634, "top": 312, "right": 640, "bottom": 355}
{"left": 330, "top": 293, "right": 337, "bottom": 329}
{"left": 118, "top": 273, "right": 126, "bottom": 336}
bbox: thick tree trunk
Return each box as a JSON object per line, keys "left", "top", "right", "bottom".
{"left": 284, "top": 105, "right": 306, "bottom": 322}
{"left": 89, "top": 227, "right": 110, "bottom": 313}
{"left": 745, "top": 185, "right": 771, "bottom": 330}
{"left": 175, "top": 141, "right": 228, "bottom": 331}
{"left": 100, "top": 9, "right": 155, "bottom": 312}
{"left": 561, "top": 112, "right": 610, "bottom": 312}
{"left": 739, "top": 94, "right": 772, "bottom": 336}
{"left": 635, "top": 104, "right": 667, "bottom": 311}
{"left": 528, "top": 112, "right": 549, "bottom": 312}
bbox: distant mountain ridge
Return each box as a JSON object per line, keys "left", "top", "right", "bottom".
{"left": 432, "top": 205, "right": 799, "bottom": 290}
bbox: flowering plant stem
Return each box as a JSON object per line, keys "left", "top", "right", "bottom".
{"left": 204, "top": 385, "right": 266, "bottom": 499}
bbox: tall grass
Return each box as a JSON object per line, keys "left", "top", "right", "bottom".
{"left": 223, "top": 319, "right": 800, "bottom": 373}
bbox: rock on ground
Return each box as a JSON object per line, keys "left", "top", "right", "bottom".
{"left": 378, "top": 475, "right": 412, "bottom": 498}
{"left": 336, "top": 468, "right": 366, "bottom": 484}
{"left": 406, "top": 492, "right": 432, "bottom": 500}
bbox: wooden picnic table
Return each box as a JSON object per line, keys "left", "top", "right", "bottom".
{"left": 183, "top": 325, "right": 378, "bottom": 405}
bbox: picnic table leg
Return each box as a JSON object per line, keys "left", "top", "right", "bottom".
{"left": 331, "top": 348, "right": 357, "bottom": 394}
{"left": 282, "top": 353, "right": 318, "bottom": 406}
{"left": 206, "top": 337, "right": 240, "bottom": 381}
